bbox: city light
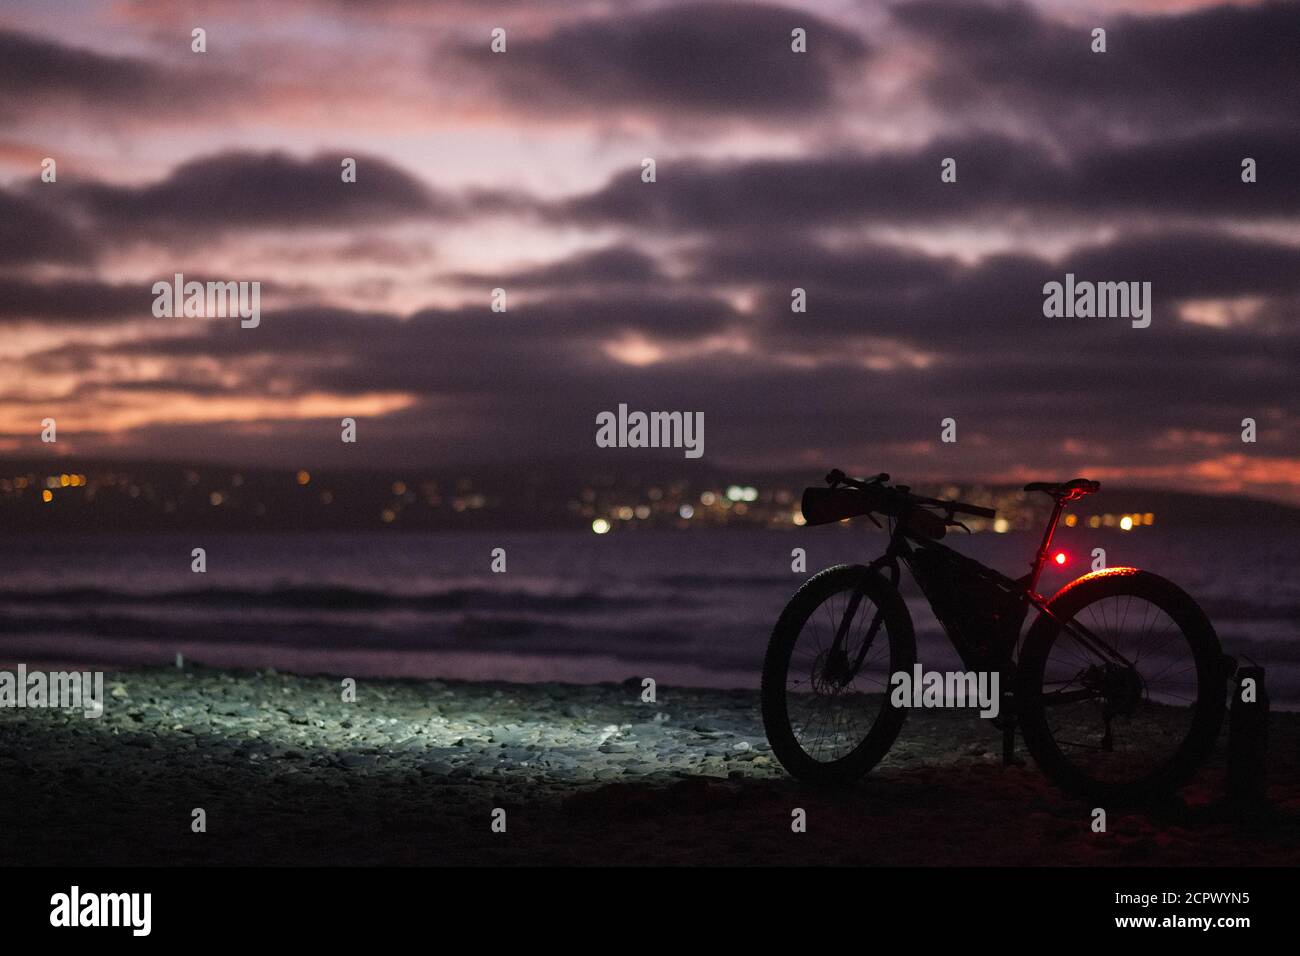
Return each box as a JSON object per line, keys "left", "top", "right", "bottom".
{"left": 591, "top": 518, "right": 611, "bottom": 534}
{"left": 0, "top": 466, "right": 1168, "bottom": 535}
{"left": 725, "top": 485, "right": 758, "bottom": 502}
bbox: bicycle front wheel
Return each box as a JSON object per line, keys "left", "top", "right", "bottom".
{"left": 1018, "top": 569, "right": 1226, "bottom": 802}
{"left": 761, "top": 565, "right": 915, "bottom": 784}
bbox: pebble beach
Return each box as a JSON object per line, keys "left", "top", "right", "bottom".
{"left": 2, "top": 665, "right": 1296, "bottom": 866}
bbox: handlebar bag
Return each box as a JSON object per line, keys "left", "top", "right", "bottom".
{"left": 800, "top": 486, "right": 882, "bottom": 526}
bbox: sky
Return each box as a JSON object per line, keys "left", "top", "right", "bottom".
{"left": 1, "top": 0, "right": 1298, "bottom": 502}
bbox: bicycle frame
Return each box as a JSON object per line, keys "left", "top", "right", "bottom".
{"left": 842, "top": 496, "right": 1138, "bottom": 688}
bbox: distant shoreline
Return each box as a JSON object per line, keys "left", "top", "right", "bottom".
{"left": 3, "top": 457, "right": 1298, "bottom": 533}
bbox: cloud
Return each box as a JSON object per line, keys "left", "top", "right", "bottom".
{"left": 455, "top": 2, "right": 869, "bottom": 120}
{"left": 447, "top": 246, "right": 667, "bottom": 289}
{"left": 895, "top": 0, "right": 1300, "bottom": 133}
{"left": 0, "top": 277, "right": 142, "bottom": 322}
{"left": 0, "top": 188, "right": 93, "bottom": 265}
{"left": 1, "top": 0, "right": 1296, "bottom": 499}
{"left": 738, "top": 230, "right": 1300, "bottom": 347}
{"left": 0, "top": 28, "right": 240, "bottom": 121}
{"left": 21, "top": 221, "right": 1297, "bottom": 475}
{"left": 61, "top": 151, "right": 459, "bottom": 236}
{"left": 553, "top": 127, "right": 1300, "bottom": 231}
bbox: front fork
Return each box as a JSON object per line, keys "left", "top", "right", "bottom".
{"left": 828, "top": 557, "right": 1026, "bottom": 765}
{"left": 827, "top": 556, "right": 900, "bottom": 685}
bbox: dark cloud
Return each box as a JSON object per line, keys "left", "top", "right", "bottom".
{"left": 458, "top": 2, "right": 869, "bottom": 119}
{"left": 742, "top": 231, "right": 1300, "bottom": 346}
{"left": 555, "top": 127, "right": 1300, "bottom": 231}
{"left": 1066, "top": 232, "right": 1300, "bottom": 303}
{"left": 447, "top": 245, "right": 667, "bottom": 289}
{"left": 0, "top": 275, "right": 300, "bottom": 323}
{"left": 26, "top": 223, "right": 1297, "bottom": 472}
{"left": 895, "top": 0, "right": 1300, "bottom": 133}
{"left": 555, "top": 136, "right": 1040, "bottom": 229}
{"left": 0, "top": 28, "right": 237, "bottom": 119}
{"left": 693, "top": 235, "right": 959, "bottom": 292}
{"left": 62, "top": 151, "right": 458, "bottom": 235}
{"left": 3, "top": 1, "right": 1297, "bottom": 493}
{"left": 1068, "top": 127, "right": 1300, "bottom": 217}
{"left": 0, "top": 28, "right": 166, "bottom": 101}
{"left": 0, "top": 277, "right": 142, "bottom": 322}
{"left": 0, "top": 188, "right": 94, "bottom": 265}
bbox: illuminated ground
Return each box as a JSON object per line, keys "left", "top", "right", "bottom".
{"left": 1, "top": 667, "right": 1296, "bottom": 865}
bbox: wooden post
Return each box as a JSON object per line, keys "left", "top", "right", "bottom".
{"left": 1227, "top": 665, "right": 1268, "bottom": 806}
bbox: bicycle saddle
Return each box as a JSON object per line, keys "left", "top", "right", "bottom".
{"left": 1023, "top": 478, "right": 1100, "bottom": 499}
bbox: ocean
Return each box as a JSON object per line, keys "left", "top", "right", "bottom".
{"left": 1, "top": 527, "right": 1296, "bottom": 708}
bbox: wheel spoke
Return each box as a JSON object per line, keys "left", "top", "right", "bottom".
{"left": 1032, "top": 586, "right": 1209, "bottom": 792}
{"left": 780, "top": 579, "right": 896, "bottom": 763}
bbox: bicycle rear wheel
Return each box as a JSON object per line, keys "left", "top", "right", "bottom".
{"left": 761, "top": 565, "right": 915, "bottom": 784}
{"left": 1018, "top": 569, "right": 1226, "bottom": 802}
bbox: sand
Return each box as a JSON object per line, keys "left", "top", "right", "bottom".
{"left": 0, "top": 665, "right": 1295, "bottom": 866}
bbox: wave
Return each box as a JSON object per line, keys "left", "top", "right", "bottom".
{"left": 0, "top": 584, "right": 662, "bottom": 614}
{"left": 1199, "top": 597, "right": 1300, "bottom": 623}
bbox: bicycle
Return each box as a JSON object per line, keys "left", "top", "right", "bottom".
{"left": 760, "top": 470, "right": 1233, "bottom": 802}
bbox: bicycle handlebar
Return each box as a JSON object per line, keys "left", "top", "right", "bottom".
{"left": 907, "top": 492, "right": 996, "bottom": 520}
{"left": 825, "top": 471, "right": 996, "bottom": 521}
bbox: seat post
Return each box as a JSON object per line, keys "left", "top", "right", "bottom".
{"left": 1028, "top": 497, "right": 1067, "bottom": 594}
